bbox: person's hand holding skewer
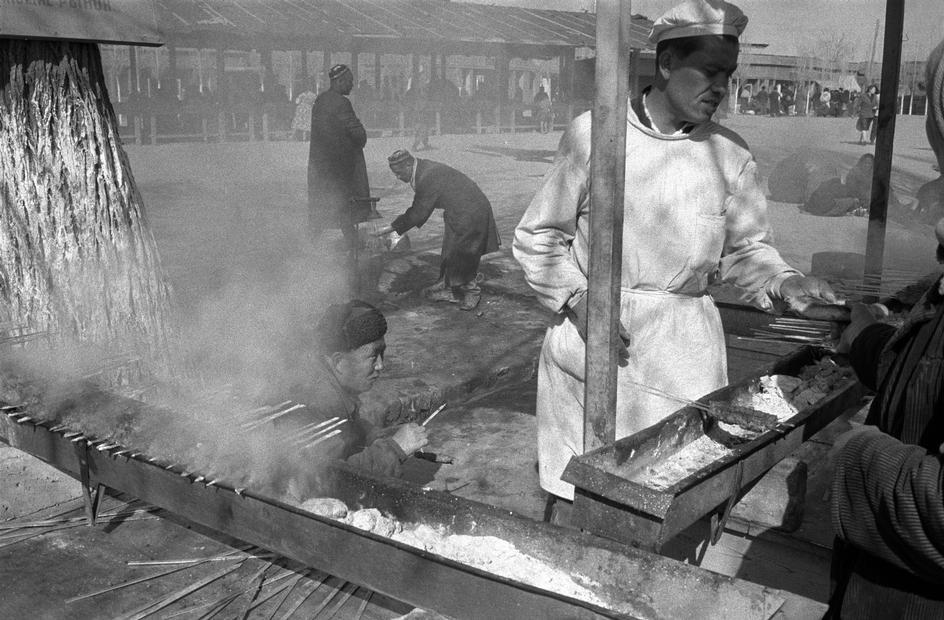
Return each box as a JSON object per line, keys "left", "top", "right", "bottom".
{"left": 778, "top": 274, "right": 840, "bottom": 313}
{"left": 391, "top": 423, "right": 428, "bottom": 455}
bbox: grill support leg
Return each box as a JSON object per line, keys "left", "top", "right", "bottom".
{"left": 75, "top": 441, "right": 104, "bottom": 525}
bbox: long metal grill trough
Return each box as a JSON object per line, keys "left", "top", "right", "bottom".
{"left": 0, "top": 363, "right": 814, "bottom": 620}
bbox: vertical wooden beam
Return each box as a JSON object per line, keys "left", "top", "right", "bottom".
{"left": 216, "top": 48, "right": 226, "bottom": 102}
{"left": 128, "top": 45, "right": 139, "bottom": 93}
{"left": 300, "top": 50, "right": 309, "bottom": 87}
{"left": 351, "top": 48, "right": 359, "bottom": 85}
{"left": 323, "top": 49, "right": 332, "bottom": 90}
{"left": 584, "top": 0, "right": 631, "bottom": 451}
{"left": 374, "top": 52, "right": 382, "bottom": 88}
{"left": 863, "top": 0, "right": 906, "bottom": 297}
{"left": 168, "top": 45, "right": 177, "bottom": 89}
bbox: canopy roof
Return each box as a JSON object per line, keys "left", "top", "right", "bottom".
{"left": 154, "top": 0, "right": 654, "bottom": 55}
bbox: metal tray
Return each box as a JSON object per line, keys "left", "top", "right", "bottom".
{"left": 562, "top": 346, "right": 865, "bottom": 551}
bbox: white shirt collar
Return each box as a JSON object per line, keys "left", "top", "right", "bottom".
{"left": 642, "top": 90, "right": 694, "bottom": 136}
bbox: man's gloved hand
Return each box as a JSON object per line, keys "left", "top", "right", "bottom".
{"left": 778, "top": 274, "right": 839, "bottom": 312}
{"left": 391, "top": 423, "right": 428, "bottom": 456}
{"left": 567, "top": 294, "right": 630, "bottom": 364}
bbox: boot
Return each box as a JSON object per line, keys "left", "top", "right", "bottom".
{"left": 422, "top": 281, "right": 459, "bottom": 303}
{"left": 457, "top": 282, "right": 481, "bottom": 311}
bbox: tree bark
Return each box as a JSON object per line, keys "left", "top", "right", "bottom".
{"left": 0, "top": 39, "right": 174, "bottom": 376}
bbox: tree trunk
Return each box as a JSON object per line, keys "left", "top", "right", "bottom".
{"left": 0, "top": 39, "right": 174, "bottom": 376}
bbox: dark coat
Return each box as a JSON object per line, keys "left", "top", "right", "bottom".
{"left": 307, "top": 89, "right": 371, "bottom": 228}
{"left": 391, "top": 159, "right": 500, "bottom": 284}
{"left": 828, "top": 281, "right": 944, "bottom": 618}
{"left": 268, "top": 362, "right": 407, "bottom": 500}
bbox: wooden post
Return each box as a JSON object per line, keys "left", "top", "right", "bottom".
{"left": 863, "top": 0, "right": 906, "bottom": 299}
{"left": 497, "top": 49, "right": 509, "bottom": 130}
{"left": 216, "top": 47, "right": 226, "bottom": 105}
{"left": 374, "top": 52, "right": 382, "bottom": 89}
{"left": 323, "top": 50, "right": 332, "bottom": 89}
{"left": 128, "top": 45, "right": 139, "bottom": 93}
{"left": 300, "top": 50, "right": 309, "bottom": 87}
{"left": 262, "top": 112, "right": 269, "bottom": 142}
{"left": 584, "top": 0, "right": 631, "bottom": 451}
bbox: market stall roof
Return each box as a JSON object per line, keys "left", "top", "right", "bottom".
{"left": 153, "top": 0, "right": 654, "bottom": 54}
{"left": 817, "top": 74, "right": 862, "bottom": 92}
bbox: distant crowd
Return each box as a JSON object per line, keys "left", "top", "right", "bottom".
{"left": 737, "top": 83, "right": 881, "bottom": 118}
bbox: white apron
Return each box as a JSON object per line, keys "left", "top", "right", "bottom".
{"left": 537, "top": 288, "right": 726, "bottom": 500}
{"left": 518, "top": 107, "right": 799, "bottom": 501}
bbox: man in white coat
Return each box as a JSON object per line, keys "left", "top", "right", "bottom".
{"left": 513, "top": 0, "right": 839, "bottom": 518}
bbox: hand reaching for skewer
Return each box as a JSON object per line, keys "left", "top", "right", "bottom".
{"left": 390, "top": 423, "right": 428, "bottom": 456}
{"left": 778, "top": 274, "right": 840, "bottom": 313}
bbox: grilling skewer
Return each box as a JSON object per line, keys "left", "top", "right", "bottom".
{"left": 626, "top": 380, "right": 778, "bottom": 432}
{"left": 243, "top": 403, "right": 307, "bottom": 430}
{"left": 303, "top": 428, "right": 343, "bottom": 450}
{"left": 422, "top": 403, "right": 447, "bottom": 426}
{"left": 292, "top": 418, "right": 347, "bottom": 444}
{"left": 293, "top": 417, "right": 344, "bottom": 437}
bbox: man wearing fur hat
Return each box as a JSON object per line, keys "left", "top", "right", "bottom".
{"left": 272, "top": 300, "right": 428, "bottom": 500}
{"left": 307, "top": 64, "right": 371, "bottom": 250}
{"left": 376, "top": 149, "right": 500, "bottom": 311}
{"left": 827, "top": 38, "right": 944, "bottom": 619}
{"left": 513, "top": 0, "right": 837, "bottom": 513}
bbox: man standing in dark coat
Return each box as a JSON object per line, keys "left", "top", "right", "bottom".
{"left": 376, "top": 149, "right": 500, "bottom": 311}
{"left": 308, "top": 64, "right": 371, "bottom": 249}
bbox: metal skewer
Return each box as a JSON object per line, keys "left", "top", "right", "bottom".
{"left": 422, "top": 403, "right": 447, "bottom": 426}
{"left": 303, "top": 428, "right": 342, "bottom": 450}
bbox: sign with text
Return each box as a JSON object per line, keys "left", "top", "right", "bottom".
{"left": 0, "top": 0, "right": 162, "bottom": 46}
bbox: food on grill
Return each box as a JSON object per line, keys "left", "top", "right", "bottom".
{"left": 299, "top": 497, "right": 349, "bottom": 519}
{"left": 344, "top": 508, "right": 402, "bottom": 537}
{"left": 707, "top": 402, "right": 778, "bottom": 432}
{"left": 631, "top": 357, "right": 854, "bottom": 490}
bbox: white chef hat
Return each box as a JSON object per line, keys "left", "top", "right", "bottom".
{"left": 649, "top": 0, "right": 748, "bottom": 46}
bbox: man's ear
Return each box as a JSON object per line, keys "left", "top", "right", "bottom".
{"left": 327, "top": 351, "right": 345, "bottom": 372}
{"left": 657, "top": 49, "right": 673, "bottom": 80}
